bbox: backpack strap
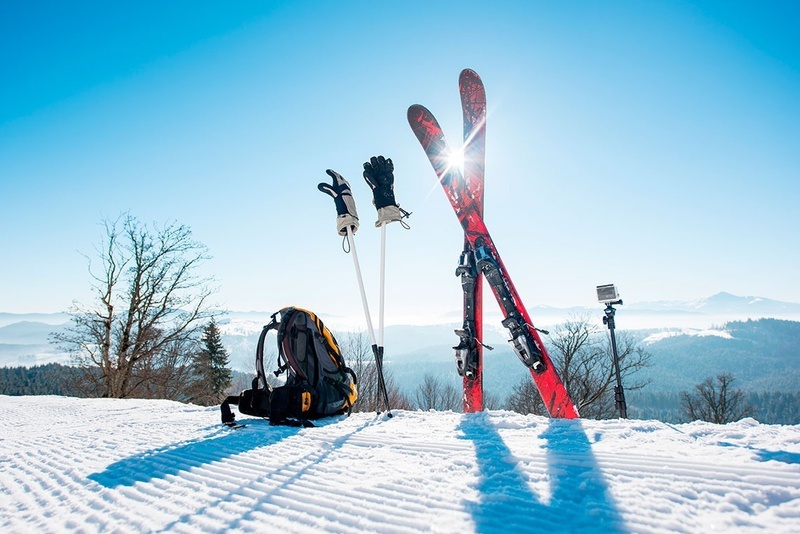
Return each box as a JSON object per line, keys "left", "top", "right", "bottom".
{"left": 293, "top": 323, "right": 310, "bottom": 377}
{"left": 279, "top": 310, "right": 314, "bottom": 383}
{"left": 272, "top": 418, "right": 315, "bottom": 428}
{"left": 322, "top": 365, "right": 358, "bottom": 415}
{"left": 220, "top": 395, "right": 240, "bottom": 425}
{"left": 275, "top": 308, "right": 297, "bottom": 378}
{"left": 310, "top": 311, "right": 344, "bottom": 367}
{"left": 221, "top": 312, "right": 280, "bottom": 427}
{"left": 256, "top": 312, "right": 280, "bottom": 389}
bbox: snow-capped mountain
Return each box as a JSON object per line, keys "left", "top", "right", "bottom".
{"left": 629, "top": 292, "right": 800, "bottom": 315}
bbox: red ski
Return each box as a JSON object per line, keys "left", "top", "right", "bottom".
{"left": 457, "top": 69, "right": 486, "bottom": 413}
{"left": 408, "top": 89, "right": 579, "bottom": 419}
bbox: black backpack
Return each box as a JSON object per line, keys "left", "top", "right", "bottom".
{"left": 221, "top": 307, "right": 358, "bottom": 427}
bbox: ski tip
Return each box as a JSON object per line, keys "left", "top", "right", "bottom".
{"left": 407, "top": 104, "right": 429, "bottom": 121}
{"left": 459, "top": 68, "right": 482, "bottom": 82}
{"left": 407, "top": 105, "right": 443, "bottom": 136}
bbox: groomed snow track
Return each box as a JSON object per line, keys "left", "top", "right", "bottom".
{"left": 1, "top": 396, "right": 799, "bottom": 532}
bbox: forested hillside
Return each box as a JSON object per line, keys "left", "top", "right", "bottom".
{"left": 640, "top": 319, "right": 800, "bottom": 391}
{"left": 2, "top": 319, "right": 798, "bottom": 424}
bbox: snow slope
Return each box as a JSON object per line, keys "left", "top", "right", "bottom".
{"left": 2, "top": 397, "right": 800, "bottom": 533}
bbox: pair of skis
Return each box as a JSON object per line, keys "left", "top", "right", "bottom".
{"left": 408, "top": 69, "right": 579, "bottom": 419}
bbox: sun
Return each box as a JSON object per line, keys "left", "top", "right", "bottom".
{"left": 444, "top": 146, "right": 465, "bottom": 174}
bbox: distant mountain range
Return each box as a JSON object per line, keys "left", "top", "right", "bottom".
{"left": 626, "top": 292, "right": 800, "bottom": 315}
{"left": 2, "top": 294, "right": 800, "bottom": 397}
{"left": 0, "top": 313, "right": 71, "bottom": 329}
{"left": 220, "top": 292, "right": 800, "bottom": 337}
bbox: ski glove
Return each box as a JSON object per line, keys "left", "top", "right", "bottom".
{"left": 363, "top": 155, "right": 403, "bottom": 226}
{"left": 318, "top": 169, "right": 359, "bottom": 236}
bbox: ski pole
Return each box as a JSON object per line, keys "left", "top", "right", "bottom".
{"left": 363, "top": 156, "right": 410, "bottom": 416}
{"left": 378, "top": 221, "right": 387, "bottom": 348}
{"left": 346, "top": 225, "right": 377, "bottom": 347}
{"left": 376, "top": 221, "right": 392, "bottom": 413}
{"left": 346, "top": 225, "right": 392, "bottom": 416}
{"left": 318, "top": 169, "right": 392, "bottom": 416}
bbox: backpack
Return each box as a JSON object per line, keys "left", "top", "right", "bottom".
{"left": 221, "top": 307, "right": 358, "bottom": 427}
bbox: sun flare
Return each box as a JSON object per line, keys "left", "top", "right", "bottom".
{"left": 444, "top": 146, "right": 466, "bottom": 174}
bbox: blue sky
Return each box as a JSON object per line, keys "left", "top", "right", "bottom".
{"left": 1, "top": 1, "right": 798, "bottom": 325}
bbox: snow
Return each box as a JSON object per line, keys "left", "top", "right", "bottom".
{"left": 696, "top": 329, "right": 733, "bottom": 339}
{"left": 218, "top": 319, "right": 265, "bottom": 337}
{"left": 643, "top": 328, "right": 733, "bottom": 345}
{"left": 643, "top": 330, "right": 683, "bottom": 344}
{"left": 2, "top": 396, "right": 800, "bottom": 533}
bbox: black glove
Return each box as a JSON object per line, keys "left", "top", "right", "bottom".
{"left": 318, "top": 169, "right": 359, "bottom": 236}
{"left": 363, "top": 155, "right": 397, "bottom": 210}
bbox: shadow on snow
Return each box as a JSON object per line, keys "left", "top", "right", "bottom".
{"left": 91, "top": 412, "right": 625, "bottom": 531}
{"left": 459, "top": 414, "right": 625, "bottom": 533}
{"left": 755, "top": 449, "right": 800, "bottom": 465}
{"left": 89, "top": 416, "right": 378, "bottom": 530}
{"left": 162, "top": 419, "right": 374, "bottom": 532}
{"left": 88, "top": 419, "right": 300, "bottom": 488}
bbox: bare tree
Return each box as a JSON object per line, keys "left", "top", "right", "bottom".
{"left": 226, "top": 371, "right": 253, "bottom": 396}
{"left": 339, "top": 332, "right": 377, "bottom": 412}
{"left": 482, "top": 390, "right": 504, "bottom": 411}
{"left": 414, "top": 373, "right": 461, "bottom": 412}
{"left": 387, "top": 379, "right": 413, "bottom": 412}
{"left": 551, "top": 316, "right": 651, "bottom": 418}
{"left": 505, "top": 377, "right": 545, "bottom": 415}
{"left": 52, "top": 214, "right": 217, "bottom": 399}
{"left": 681, "top": 373, "right": 754, "bottom": 423}
{"left": 338, "top": 331, "right": 411, "bottom": 412}
{"left": 505, "top": 315, "right": 651, "bottom": 419}
{"left": 136, "top": 336, "right": 198, "bottom": 400}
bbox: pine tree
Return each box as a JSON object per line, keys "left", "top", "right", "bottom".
{"left": 190, "top": 320, "right": 232, "bottom": 406}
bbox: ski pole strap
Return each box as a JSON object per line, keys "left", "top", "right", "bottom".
{"left": 398, "top": 206, "right": 412, "bottom": 226}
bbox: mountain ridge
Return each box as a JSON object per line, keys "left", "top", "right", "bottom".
{"left": 3, "top": 294, "right": 800, "bottom": 380}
